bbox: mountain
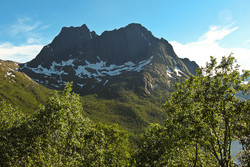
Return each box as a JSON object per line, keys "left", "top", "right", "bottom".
{"left": 0, "top": 59, "right": 165, "bottom": 134}
{"left": 19, "top": 23, "right": 199, "bottom": 97}
{"left": 15, "top": 24, "right": 200, "bottom": 133}
{"left": 180, "top": 58, "right": 199, "bottom": 75}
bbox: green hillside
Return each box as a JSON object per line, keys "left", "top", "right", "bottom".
{"left": 80, "top": 90, "right": 170, "bottom": 134}
{"left": 0, "top": 60, "right": 169, "bottom": 134}
{"left": 0, "top": 60, "right": 53, "bottom": 114}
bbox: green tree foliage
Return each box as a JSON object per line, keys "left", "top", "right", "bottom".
{"left": 132, "top": 55, "right": 249, "bottom": 167}
{"left": 0, "top": 100, "right": 26, "bottom": 166}
{"left": 0, "top": 100, "right": 24, "bottom": 129}
{"left": 0, "top": 83, "right": 130, "bottom": 166}
{"left": 236, "top": 135, "right": 250, "bottom": 167}
{"left": 131, "top": 123, "right": 217, "bottom": 166}
{"left": 163, "top": 55, "right": 249, "bottom": 166}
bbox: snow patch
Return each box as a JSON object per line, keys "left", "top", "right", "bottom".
{"left": 166, "top": 66, "right": 174, "bottom": 78}
{"left": 97, "top": 56, "right": 101, "bottom": 61}
{"left": 51, "top": 84, "right": 59, "bottom": 88}
{"left": 19, "top": 63, "right": 27, "bottom": 70}
{"left": 22, "top": 56, "right": 154, "bottom": 81}
{"left": 75, "top": 56, "right": 153, "bottom": 78}
{"left": 61, "top": 59, "right": 74, "bottom": 66}
{"left": 166, "top": 66, "right": 173, "bottom": 73}
{"left": 33, "top": 79, "right": 40, "bottom": 83}
{"left": 77, "top": 83, "right": 86, "bottom": 88}
{"left": 167, "top": 57, "right": 184, "bottom": 77}
{"left": 166, "top": 72, "right": 172, "bottom": 78}
{"left": 6, "top": 71, "right": 15, "bottom": 78}
{"left": 75, "top": 66, "right": 93, "bottom": 78}
{"left": 96, "top": 78, "right": 102, "bottom": 83}
{"left": 169, "top": 56, "right": 177, "bottom": 65}
{"left": 103, "top": 80, "right": 109, "bottom": 85}
{"left": 134, "top": 56, "right": 153, "bottom": 72}
{"left": 174, "top": 66, "right": 183, "bottom": 77}
{"left": 24, "top": 59, "right": 75, "bottom": 76}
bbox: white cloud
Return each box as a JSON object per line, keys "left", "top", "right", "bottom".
{"left": 10, "top": 17, "right": 41, "bottom": 37}
{"left": 26, "top": 37, "right": 43, "bottom": 44}
{"left": 0, "top": 42, "right": 43, "bottom": 63}
{"left": 170, "top": 24, "right": 250, "bottom": 71}
{"left": 200, "top": 24, "right": 238, "bottom": 42}
{"left": 0, "top": 17, "right": 51, "bottom": 63}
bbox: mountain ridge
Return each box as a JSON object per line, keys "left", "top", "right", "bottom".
{"left": 19, "top": 23, "right": 199, "bottom": 97}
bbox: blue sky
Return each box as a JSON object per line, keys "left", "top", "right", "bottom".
{"left": 0, "top": 0, "right": 249, "bottom": 70}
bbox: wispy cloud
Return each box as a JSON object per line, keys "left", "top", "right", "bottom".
{"left": 199, "top": 24, "right": 238, "bottom": 43}
{"left": 170, "top": 24, "right": 250, "bottom": 71}
{"left": 0, "top": 42, "right": 43, "bottom": 63}
{"left": 10, "top": 17, "right": 41, "bottom": 37}
{"left": 8, "top": 17, "right": 51, "bottom": 45}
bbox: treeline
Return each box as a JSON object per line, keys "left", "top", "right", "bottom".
{"left": 0, "top": 55, "right": 249, "bottom": 166}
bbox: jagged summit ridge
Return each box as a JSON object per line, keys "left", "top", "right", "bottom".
{"left": 27, "top": 23, "right": 155, "bottom": 68}
{"left": 19, "top": 23, "right": 199, "bottom": 96}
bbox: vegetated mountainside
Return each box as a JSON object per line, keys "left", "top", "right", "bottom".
{"left": 0, "top": 59, "right": 168, "bottom": 133}
{"left": 0, "top": 23, "right": 201, "bottom": 133}
{"left": 0, "top": 60, "right": 53, "bottom": 114}
{"left": 19, "top": 23, "right": 199, "bottom": 97}
{"left": 80, "top": 89, "right": 170, "bottom": 135}
{"left": 16, "top": 23, "right": 200, "bottom": 133}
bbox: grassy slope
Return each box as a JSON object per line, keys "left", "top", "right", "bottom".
{"left": 0, "top": 60, "right": 53, "bottom": 114}
{"left": 0, "top": 60, "right": 170, "bottom": 135}
{"left": 80, "top": 90, "right": 169, "bottom": 135}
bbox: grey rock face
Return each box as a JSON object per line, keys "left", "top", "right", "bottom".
{"left": 180, "top": 58, "right": 199, "bottom": 75}
{"left": 19, "top": 23, "right": 199, "bottom": 96}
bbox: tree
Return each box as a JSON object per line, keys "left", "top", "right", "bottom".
{"left": 0, "top": 100, "right": 24, "bottom": 130}
{"left": 131, "top": 122, "right": 217, "bottom": 166}
{"left": 236, "top": 134, "right": 250, "bottom": 167}
{"left": 0, "top": 100, "right": 26, "bottom": 166}
{"left": 163, "top": 54, "right": 249, "bottom": 167}
{"left": 0, "top": 83, "right": 130, "bottom": 166}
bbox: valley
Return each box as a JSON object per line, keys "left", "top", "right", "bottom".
{"left": 0, "top": 23, "right": 249, "bottom": 166}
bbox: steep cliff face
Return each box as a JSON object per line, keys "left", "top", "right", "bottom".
{"left": 180, "top": 58, "right": 199, "bottom": 75}
{"left": 19, "top": 23, "right": 199, "bottom": 96}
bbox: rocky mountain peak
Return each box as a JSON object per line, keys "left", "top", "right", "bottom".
{"left": 19, "top": 23, "right": 199, "bottom": 96}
